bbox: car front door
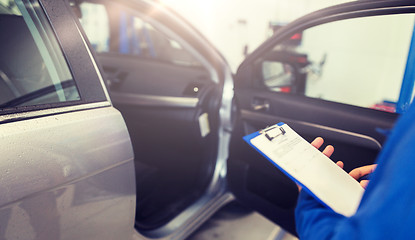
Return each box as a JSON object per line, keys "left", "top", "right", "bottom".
{"left": 228, "top": 0, "right": 415, "bottom": 235}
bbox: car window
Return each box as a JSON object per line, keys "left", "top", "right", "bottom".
{"left": 260, "top": 14, "right": 415, "bottom": 113}
{"left": 78, "top": 2, "right": 110, "bottom": 52}
{"left": 79, "top": 2, "right": 202, "bottom": 67}
{"left": 0, "top": 0, "right": 80, "bottom": 111}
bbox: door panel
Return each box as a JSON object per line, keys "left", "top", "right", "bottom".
{"left": 229, "top": 1, "right": 414, "bottom": 235}
{"left": 235, "top": 89, "right": 396, "bottom": 171}
{"left": 100, "top": 53, "right": 211, "bottom": 98}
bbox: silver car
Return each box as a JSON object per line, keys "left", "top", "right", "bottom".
{"left": 1, "top": 0, "right": 414, "bottom": 239}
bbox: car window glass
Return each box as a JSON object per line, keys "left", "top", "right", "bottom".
{"left": 0, "top": 0, "right": 80, "bottom": 110}
{"left": 78, "top": 2, "right": 110, "bottom": 52}
{"left": 262, "top": 14, "right": 415, "bottom": 113}
{"left": 120, "top": 13, "right": 203, "bottom": 67}
{"left": 78, "top": 2, "right": 203, "bottom": 67}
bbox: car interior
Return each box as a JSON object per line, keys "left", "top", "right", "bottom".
{"left": 72, "top": 0, "right": 224, "bottom": 230}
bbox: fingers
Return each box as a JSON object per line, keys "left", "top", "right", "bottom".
{"left": 349, "top": 164, "right": 377, "bottom": 189}
{"left": 322, "top": 145, "right": 334, "bottom": 158}
{"left": 311, "top": 137, "right": 324, "bottom": 149}
{"left": 360, "top": 180, "right": 369, "bottom": 189}
{"left": 349, "top": 164, "right": 377, "bottom": 181}
{"left": 311, "top": 137, "right": 374, "bottom": 190}
{"left": 311, "top": 137, "right": 334, "bottom": 158}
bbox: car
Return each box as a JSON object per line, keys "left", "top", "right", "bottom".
{"left": 1, "top": 0, "right": 414, "bottom": 239}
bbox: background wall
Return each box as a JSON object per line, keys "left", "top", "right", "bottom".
{"left": 159, "top": 0, "right": 353, "bottom": 71}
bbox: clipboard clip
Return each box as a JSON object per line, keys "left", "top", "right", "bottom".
{"left": 260, "top": 126, "right": 286, "bottom": 141}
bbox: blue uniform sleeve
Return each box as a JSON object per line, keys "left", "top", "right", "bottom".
{"left": 295, "top": 103, "right": 415, "bottom": 240}
{"left": 295, "top": 190, "right": 345, "bottom": 240}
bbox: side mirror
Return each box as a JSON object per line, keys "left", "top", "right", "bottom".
{"left": 258, "top": 51, "right": 309, "bottom": 94}
{"left": 262, "top": 61, "right": 296, "bottom": 92}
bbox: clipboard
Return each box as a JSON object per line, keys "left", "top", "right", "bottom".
{"left": 243, "top": 122, "right": 364, "bottom": 217}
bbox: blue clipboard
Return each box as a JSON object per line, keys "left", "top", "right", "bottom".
{"left": 243, "top": 122, "right": 364, "bottom": 217}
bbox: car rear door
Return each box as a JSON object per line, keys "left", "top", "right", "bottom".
{"left": 228, "top": 0, "right": 415, "bottom": 235}
{"left": 0, "top": 0, "right": 135, "bottom": 239}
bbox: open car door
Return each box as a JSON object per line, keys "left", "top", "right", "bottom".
{"left": 228, "top": 0, "right": 415, "bottom": 235}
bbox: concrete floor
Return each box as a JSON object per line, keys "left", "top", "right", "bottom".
{"left": 187, "top": 202, "right": 298, "bottom": 240}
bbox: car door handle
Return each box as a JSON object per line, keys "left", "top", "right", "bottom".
{"left": 251, "top": 99, "right": 270, "bottom": 111}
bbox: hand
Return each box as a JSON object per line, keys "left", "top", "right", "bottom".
{"left": 349, "top": 164, "right": 377, "bottom": 189}
{"left": 312, "top": 137, "right": 376, "bottom": 189}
